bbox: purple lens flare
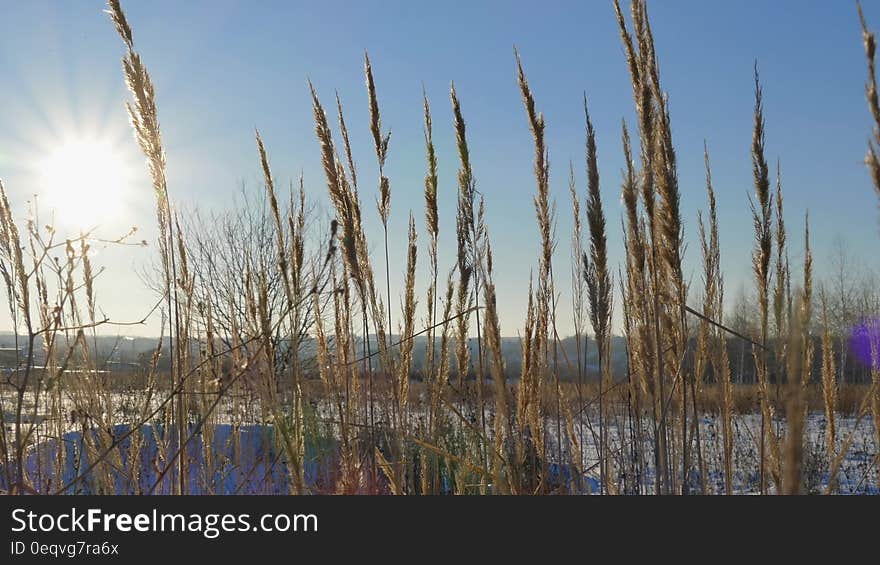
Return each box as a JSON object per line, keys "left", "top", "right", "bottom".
{"left": 850, "top": 318, "right": 880, "bottom": 370}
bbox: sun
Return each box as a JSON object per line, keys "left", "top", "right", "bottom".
{"left": 38, "top": 136, "right": 130, "bottom": 230}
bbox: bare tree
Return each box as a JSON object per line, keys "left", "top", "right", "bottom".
{"left": 179, "top": 184, "right": 335, "bottom": 390}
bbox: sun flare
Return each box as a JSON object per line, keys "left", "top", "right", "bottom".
{"left": 39, "top": 137, "right": 129, "bottom": 230}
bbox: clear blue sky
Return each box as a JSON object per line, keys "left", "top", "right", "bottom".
{"left": 0, "top": 0, "right": 878, "bottom": 337}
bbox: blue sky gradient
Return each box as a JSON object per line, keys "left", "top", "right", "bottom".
{"left": 0, "top": 1, "right": 878, "bottom": 337}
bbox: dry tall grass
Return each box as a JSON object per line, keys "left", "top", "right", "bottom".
{"left": 0, "top": 0, "right": 878, "bottom": 496}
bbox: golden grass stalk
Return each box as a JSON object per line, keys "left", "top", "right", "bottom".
{"left": 0, "top": 181, "right": 32, "bottom": 490}
{"left": 641, "top": 14, "right": 690, "bottom": 492}
{"left": 858, "top": 3, "right": 880, "bottom": 214}
{"left": 311, "top": 80, "right": 391, "bottom": 489}
{"left": 857, "top": 6, "right": 880, "bottom": 488}
{"left": 450, "top": 84, "right": 472, "bottom": 351}
{"left": 516, "top": 50, "right": 556, "bottom": 490}
{"left": 336, "top": 92, "right": 358, "bottom": 192}
{"left": 783, "top": 214, "right": 812, "bottom": 495}
{"left": 515, "top": 52, "right": 552, "bottom": 289}
{"left": 423, "top": 88, "right": 440, "bottom": 383}
{"left": 365, "top": 52, "right": 391, "bottom": 212}
{"left": 448, "top": 83, "right": 488, "bottom": 462}
{"left": 382, "top": 205, "right": 417, "bottom": 492}
{"left": 107, "top": 0, "right": 189, "bottom": 493}
{"left": 697, "top": 143, "right": 720, "bottom": 494}
{"left": 773, "top": 163, "right": 788, "bottom": 390}
{"left": 364, "top": 52, "right": 394, "bottom": 366}
{"left": 717, "top": 281, "right": 734, "bottom": 493}
{"left": 398, "top": 215, "right": 418, "bottom": 421}
{"left": 254, "top": 130, "right": 306, "bottom": 493}
{"left": 749, "top": 63, "right": 780, "bottom": 493}
{"left": 783, "top": 293, "right": 805, "bottom": 495}
{"left": 0, "top": 182, "right": 29, "bottom": 326}
{"left": 516, "top": 277, "right": 544, "bottom": 492}
{"left": 310, "top": 82, "right": 363, "bottom": 297}
{"left": 801, "top": 213, "right": 813, "bottom": 394}
{"left": 424, "top": 272, "right": 456, "bottom": 494}
{"left": 819, "top": 288, "right": 837, "bottom": 493}
{"left": 620, "top": 123, "right": 653, "bottom": 477}
{"left": 614, "top": 0, "right": 673, "bottom": 493}
{"left": 480, "top": 235, "right": 515, "bottom": 493}
{"left": 256, "top": 131, "right": 291, "bottom": 305}
{"left": 614, "top": 0, "right": 657, "bottom": 233}
{"left": 583, "top": 97, "right": 613, "bottom": 494}
{"left": 568, "top": 161, "right": 587, "bottom": 472}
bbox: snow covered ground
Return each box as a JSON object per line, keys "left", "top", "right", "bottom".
{"left": 562, "top": 409, "right": 878, "bottom": 494}
{"left": 2, "top": 388, "right": 876, "bottom": 494}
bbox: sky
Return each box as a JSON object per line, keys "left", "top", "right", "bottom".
{"left": 0, "top": 0, "right": 879, "bottom": 339}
